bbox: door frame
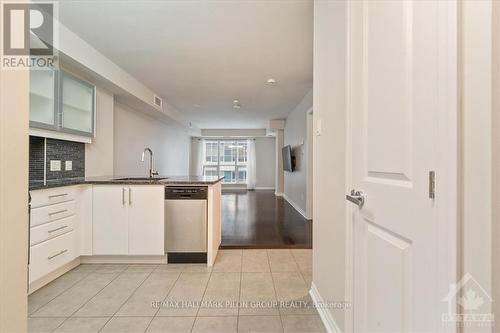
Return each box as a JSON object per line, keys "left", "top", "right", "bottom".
{"left": 343, "top": 0, "right": 458, "bottom": 331}
{"left": 492, "top": 0, "right": 500, "bottom": 325}
{"left": 306, "top": 107, "right": 314, "bottom": 219}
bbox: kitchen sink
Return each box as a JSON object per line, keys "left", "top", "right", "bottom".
{"left": 113, "top": 177, "right": 169, "bottom": 181}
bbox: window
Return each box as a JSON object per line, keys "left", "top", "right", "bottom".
{"left": 205, "top": 142, "right": 218, "bottom": 163}
{"left": 202, "top": 140, "right": 248, "bottom": 184}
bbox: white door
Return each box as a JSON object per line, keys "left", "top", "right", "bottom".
{"left": 93, "top": 186, "right": 128, "bottom": 255}
{"left": 349, "top": 1, "right": 454, "bottom": 331}
{"left": 128, "top": 185, "right": 164, "bottom": 255}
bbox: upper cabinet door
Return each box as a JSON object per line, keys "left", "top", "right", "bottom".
{"left": 30, "top": 69, "right": 57, "bottom": 129}
{"left": 60, "top": 71, "right": 95, "bottom": 136}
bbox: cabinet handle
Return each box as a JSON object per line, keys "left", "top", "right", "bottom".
{"left": 49, "top": 193, "right": 68, "bottom": 198}
{"left": 122, "top": 188, "right": 126, "bottom": 205}
{"left": 47, "top": 225, "right": 68, "bottom": 233}
{"left": 48, "top": 209, "right": 67, "bottom": 216}
{"left": 48, "top": 249, "right": 67, "bottom": 260}
{"left": 129, "top": 187, "right": 132, "bottom": 205}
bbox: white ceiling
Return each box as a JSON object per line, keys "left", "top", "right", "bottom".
{"left": 56, "top": 0, "right": 313, "bottom": 129}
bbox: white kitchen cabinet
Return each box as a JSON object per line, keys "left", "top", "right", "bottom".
{"left": 30, "top": 186, "right": 77, "bottom": 208}
{"left": 29, "top": 69, "right": 95, "bottom": 137}
{"left": 92, "top": 186, "right": 129, "bottom": 255}
{"left": 30, "top": 231, "right": 77, "bottom": 283}
{"left": 92, "top": 185, "right": 164, "bottom": 256}
{"left": 30, "top": 69, "right": 57, "bottom": 130}
{"left": 60, "top": 71, "right": 95, "bottom": 136}
{"left": 29, "top": 185, "right": 92, "bottom": 289}
{"left": 128, "top": 186, "right": 164, "bottom": 255}
{"left": 30, "top": 200, "right": 76, "bottom": 227}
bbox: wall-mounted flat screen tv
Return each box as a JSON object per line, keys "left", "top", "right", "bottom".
{"left": 282, "top": 145, "right": 295, "bottom": 172}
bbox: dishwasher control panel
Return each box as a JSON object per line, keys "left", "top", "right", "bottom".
{"left": 165, "top": 186, "right": 208, "bottom": 200}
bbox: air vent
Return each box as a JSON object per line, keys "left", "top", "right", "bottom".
{"left": 153, "top": 95, "right": 162, "bottom": 108}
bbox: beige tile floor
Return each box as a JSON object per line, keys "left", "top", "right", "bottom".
{"left": 29, "top": 249, "right": 325, "bottom": 333}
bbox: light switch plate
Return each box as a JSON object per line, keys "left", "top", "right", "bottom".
{"left": 316, "top": 119, "right": 322, "bottom": 136}
{"left": 65, "top": 161, "right": 73, "bottom": 171}
{"left": 50, "top": 160, "right": 61, "bottom": 171}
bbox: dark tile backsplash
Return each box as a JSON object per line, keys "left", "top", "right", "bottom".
{"left": 29, "top": 136, "right": 45, "bottom": 184}
{"left": 29, "top": 136, "right": 85, "bottom": 185}
{"left": 46, "top": 138, "right": 85, "bottom": 180}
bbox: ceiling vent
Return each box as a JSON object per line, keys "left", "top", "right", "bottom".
{"left": 153, "top": 95, "right": 163, "bottom": 109}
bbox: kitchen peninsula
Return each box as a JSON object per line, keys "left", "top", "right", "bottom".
{"left": 28, "top": 176, "right": 223, "bottom": 293}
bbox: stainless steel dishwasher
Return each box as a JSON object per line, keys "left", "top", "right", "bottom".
{"left": 165, "top": 186, "right": 208, "bottom": 263}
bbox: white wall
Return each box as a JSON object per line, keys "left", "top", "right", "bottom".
{"left": 284, "top": 89, "right": 312, "bottom": 215}
{"left": 85, "top": 87, "right": 114, "bottom": 177}
{"left": 0, "top": 65, "right": 29, "bottom": 333}
{"left": 313, "top": 0, "right": 348, "bottom": 330}
{"left": 114, "top": 102, "right": 191, "bottom": 176}
{"left": 462, "top": 1, "right": 493, "bottom": 331}
{"left": 255, "top": 137, "right": 276, "bottom": 189}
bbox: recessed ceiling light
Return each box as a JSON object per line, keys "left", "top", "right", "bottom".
{"left": 266, "top": 78, "right": 277, "bottom": 84}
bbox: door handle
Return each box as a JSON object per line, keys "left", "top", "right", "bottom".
{"left": 128, "top": 187, "right": 132, "bottom": 205}
{"left": 48, "top": 193, "right": 68, "bottom": 198}
{"left": 48, "top": 249, "right": 67, "bottom": 260}
{"left": 346, "top": 190, "right": 365, "bottom": 208}
{"left": 48, "top": 209, "right": 68, "bottom": 216}
{"left": 122, "top": 188, "right": 126, "bottom": 205}
{"left": 47, "top": 225, "right": 68, "bottom": 233}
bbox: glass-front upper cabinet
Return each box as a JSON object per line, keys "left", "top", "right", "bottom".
{"left": 29, "top": 69, "right": 57, "bottom": 129}
{"left": 29, "top": 69, "right": 95, "bottom": 137}
{"left": 60, "top": 72, "right": 95, "bottom": 136}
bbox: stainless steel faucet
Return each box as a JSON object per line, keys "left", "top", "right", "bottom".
{"left": 141, "top": 147, "right": 159, "bottom": 178}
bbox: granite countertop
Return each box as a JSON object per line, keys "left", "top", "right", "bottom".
{"left": 29, "top": 175, "right": 224, "bottom": 191}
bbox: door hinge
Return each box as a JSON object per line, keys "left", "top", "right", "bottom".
{"left": 429, "top": 171, "right": 436, "bottom": 199}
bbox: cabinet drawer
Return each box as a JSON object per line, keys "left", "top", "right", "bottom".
{"left": 30, "top": 215, "right": 75, "bottom": 246}
{"left": 31, "top": 187, "right": 76, "bottom": 208}
{"left": 29, "top": 231, "right": 77, "bottom": 283}
{"left": 30, "top": 200, "right": 76, "bottom": 227}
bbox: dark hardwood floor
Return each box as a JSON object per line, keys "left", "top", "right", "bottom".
{"left": 220, "top": 190, "right": 312, "bottom": 249}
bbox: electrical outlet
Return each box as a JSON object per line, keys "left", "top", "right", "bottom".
{"left": 50, "top": 160, "right": 61, "bottom": 171}
{"left": 65, "top": 161, "right": 73, "bottom": 171}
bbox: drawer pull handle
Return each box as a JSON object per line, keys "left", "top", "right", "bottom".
{"left": 48, "top": 193, "right": 68, "bottom": 198}
{"left": 48, "top": 249, "right": 68, "bottom": 260}
{"left": 47, "top": 225, "right": 68, "bottom": 233}
{"left": 48, "top": 209, "right": 68, "bottom": 216}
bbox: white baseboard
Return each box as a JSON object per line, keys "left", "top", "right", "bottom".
{"left": 275, "top": 192, "right": 283, "bottom": 196}
{"left": 29, "top": 258, "right": 81, "bottom": 294}
{"left": 310, "top": 282, "right": 342, "bottom": 333}
{"left": 254, "top": 187, "right": 275, "bottom": 191}
{"left": 283, "top": 193, "right": 310, "bottom": 219}
{"left": 80, "top": 255, "right": 168, "bottom": 264}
